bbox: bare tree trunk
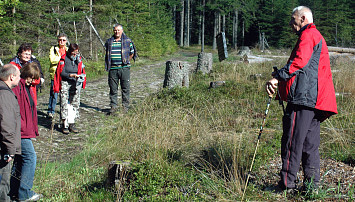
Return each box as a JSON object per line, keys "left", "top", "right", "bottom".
{"left": 184, "top": 0, "right": 190, "bottom": 47}
{"left": 37, "top": 0, "right": 41, "bottom": 56}
{"left": 213, "top": 12, "right": 217, "bottom": 50}
{"left": 232, "top": 9, "right": 238, "bottom": 49}
{"left": 56, "top": 5, "right": 60, "bottom": 36}
{"left": 242, "top": 20, "right": 245, "bottom": 46}
{"left": 73, "top": 7, "right": 78, "bottom": 43}
{"left": 12, "top": 6, "right": 16, "bottom": 53}
{"left": 180, "top": 0, "right": 184, "bottom": 47}
{"left": 222, "top": 14, "right": 225, "bottom": 33}
{"left": 218, "top": 12, "right": 221, "bottom": 33}
{"left": 198, "top": 4, "right": 202, "bottom": 45}
{"left": 89, "top": 0, "right": 93, "bottom": 59}
{"left": 201, "top": 0, "right": 205, "bottom": 52}
{"left": 173, "top": 5, "right": 176, "bottom": 41}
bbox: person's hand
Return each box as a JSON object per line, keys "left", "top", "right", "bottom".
{"left": 6, "top": 156, "right": 13, "bottom": 163}
{"left": 70, "top": 74, "right": 79, "bottom": 78}
{"left": 266, "top": 78, "right": 278, "bottom": 96}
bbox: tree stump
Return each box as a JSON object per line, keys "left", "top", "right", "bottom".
{"left": 163, "top": 61, "right": 189, "bottom": 88}
{"left": 196, "top": 52, "right": 213, "bottom": 74}
{"left": 107, "top": 160, "right": 133, "bottom": 196}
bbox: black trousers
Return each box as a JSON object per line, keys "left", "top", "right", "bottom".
{"left": 108, "top": 67, "right": 130, "bottom": 109}
{"left": 280, "top": 103, "right": 321, "bottom": 189}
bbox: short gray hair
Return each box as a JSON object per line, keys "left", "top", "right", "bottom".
{"left": 0, "top": 64, "right": 18, "bottom": 81}
{"left": 57, "top": 33, "right": 67, "bottom": 40}
{"left": 293, "top": 6, "right": 313, "bottom": 23}
{"left": 113, "top": 23, "right": 123, "bottom": 30}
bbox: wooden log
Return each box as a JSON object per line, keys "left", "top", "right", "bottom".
{"left": 209, "top": 81, "right": 225, "bottom": 88}
{"left": 163, "top": 61, "right": 189, "bottom": 88}
{"left": 328, "top": 46, "right": 355, "bottom": 54}
{"left": 196, "top": 52, "right": 213, "bottom": 74}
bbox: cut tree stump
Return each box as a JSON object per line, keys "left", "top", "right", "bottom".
{"left": 163, "top": 61, "right": 189, "bottom": 88}
{"left": 107, "top": 160, "right": 133, "bottom": 195}
{"left": 196, "top": 52, "right": 213, "bottom": 74}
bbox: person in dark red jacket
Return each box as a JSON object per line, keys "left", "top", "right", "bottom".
{"left": 10, "top": 43, "right": 44, "bottom": 106}
{"left": 266, "top": 6, "right": 337, "bottom": 193}
{"left": 10, "top": 62, "right": 43, "bottom": 201}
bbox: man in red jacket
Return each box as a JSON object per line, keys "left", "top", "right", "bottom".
{"left": 266, "top": 6, "right": 337, "bottom": 193}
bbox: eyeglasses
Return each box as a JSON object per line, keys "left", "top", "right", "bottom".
{"left": 21, "top": 52, "right": 31, "bottom": 56}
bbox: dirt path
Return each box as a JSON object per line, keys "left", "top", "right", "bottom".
{"left": 34, "top": 53, "right": 197, "bottom": 163}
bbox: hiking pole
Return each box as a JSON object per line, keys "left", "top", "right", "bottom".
{"left": 241, "top": 95, "right": 272, "bottom": 201}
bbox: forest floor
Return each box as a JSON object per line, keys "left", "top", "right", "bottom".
{"left": 33, "top": 50, "right": 354, "bottom": 200}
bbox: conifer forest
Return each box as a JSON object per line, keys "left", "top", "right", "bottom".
{"left": 0, "top": 0, "right": 354, "bottom": 60}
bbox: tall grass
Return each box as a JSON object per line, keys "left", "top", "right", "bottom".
{"left": 35, "top": 47, "right": 354, "bottom": 201}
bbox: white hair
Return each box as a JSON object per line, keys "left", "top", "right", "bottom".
{"left": 293, "top": 6, "right": 313, "bottom": 23}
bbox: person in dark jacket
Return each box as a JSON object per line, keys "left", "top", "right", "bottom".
{"left": 0, "top": 64, "right": 21, "bottom": 202}
{"left": 53, "top": 43, "right": 86, "bottom": 134}
{"left": 266, "top": 6, "right": 337, "bottom": 193}
{"left": 10, "top": 62, "right": 43, "bottom": 201}
{"left": 105, "top": 24, "right": 137, "bottom": 114}
{"left": 10, "top": 43, "right": 44, "bottom": 106}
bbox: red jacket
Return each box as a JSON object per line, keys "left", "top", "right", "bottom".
{"left": 53, "top": 54, "right": 86, "bottom": 93}
{"left": 12, "top": 78, "right": 39, "bottom": 139}
{"left": 10, "top": 61, "right": 41, "bottom": 106}
{"left": 276, "top": 23, "right": 337, "bottom": 121}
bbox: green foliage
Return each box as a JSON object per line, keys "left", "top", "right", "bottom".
{"left": 123, "top": 160, "right": 212, "bottom": 201}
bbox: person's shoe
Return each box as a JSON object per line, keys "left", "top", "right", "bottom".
{"left": 108, "top": 107, "right": 118, "bottom": 115}
{"left": 62, "top": 127, "right": 70, "bottom": 134}
{"left": 264, "top": 184, "right": 298, "bottom": 195}
{"left": 69, "top": 124, "right": 79, "bottom": 133}
{"left": 21, "top": 193, "right": 43, "bottom": 201}
{"left": 47, "top": 113, "right": 54, "bottom": 119}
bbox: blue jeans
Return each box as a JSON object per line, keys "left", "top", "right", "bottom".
{"left": 10, "top": 139, "right": 37, "bottom": 201}
{"left": 47, "top": 80, "right": 58, "bottom": 114}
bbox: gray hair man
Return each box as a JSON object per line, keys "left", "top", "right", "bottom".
{"left": 0, "top": 64, "right": 21, "bottom": 202}
{"left": 105, "top": 24, "right": 137, "bottom": 114}
{"left": 266, "top": 6, "right": 337, "bottom": 193}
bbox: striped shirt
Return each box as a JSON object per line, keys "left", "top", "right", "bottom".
{"left": 111, "top": 39, "right": 134, "bottom": 69}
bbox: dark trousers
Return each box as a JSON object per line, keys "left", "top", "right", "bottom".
{"left": 0, "top": 159, "right": 11, "bottom": 202}
{"left": 280, "top": 103, "right": 321, "bottom": 189}
{"left": 108, "top": 67, "right": 130, "bottom": 109}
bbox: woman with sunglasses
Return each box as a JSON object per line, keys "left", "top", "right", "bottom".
{"left": 47, "top": 33, "right": 68, "bottom": 119}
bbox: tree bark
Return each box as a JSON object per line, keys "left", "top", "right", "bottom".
{"left": 184, "top": 0, "right": 190, "bottom": 47}
{"left": 180, "top": 0, "right": 184, "bottom": 47}
{"left": 89, "top": 0, "right": 93, "bottom": 59}
{"left": 233, "top": 9, "right": 238, "bottom": 49}
{"left": 201, "top": 0, "right": 205, "bottom": 52}
{"left": 212, "top": 12, "right": 217, "bottom": 50}
{"left": 12, "top": 6, "right": 16, "bottom": 53}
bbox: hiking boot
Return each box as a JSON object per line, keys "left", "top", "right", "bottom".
{"left": 62, "top": 127, "right": 70, "bottom": 134}
{"left": 47, "top": 113, "right": 54, "bottom": 119}
{"left": 108, "top": 106, "right": 118, "bottom": 115}
{"left": 264, "top": 184, "right": 298, "bottom": 195}
{"left": 69, "top": 124, "right": 79, "bottom": 133}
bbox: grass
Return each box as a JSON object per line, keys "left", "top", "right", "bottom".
{"left": 34, "top": 46, "right": 354, "bottom": 201}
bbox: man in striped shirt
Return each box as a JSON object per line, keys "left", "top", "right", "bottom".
{"left": 105, "top": 24, "right": 136, "bottom": 114}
